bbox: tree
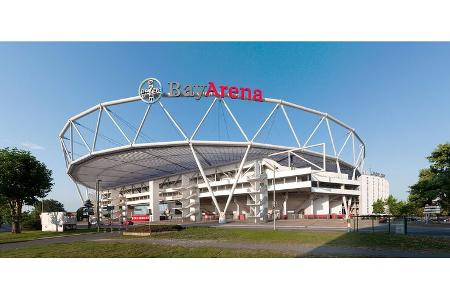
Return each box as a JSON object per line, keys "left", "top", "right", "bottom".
{"left": 375, "top": 195, "right": 422, "bottom": 217}
{"left": 21, "top": 199, "right": 66, "bottom": 230}
{"left": 385, "top": 195, "right": 402, "bottom": 216}
{"left": 0, "top": 196, "right": 11, "bottom": 226}
{"left": 0, "top": 148, "right": 53, "bottom": 233}
{"left": 398, "top": 201, "right": 422, "bottom": 217}
{"left": 373, "top": 195, "right": 423, "bottom": 217}
{"left": 82, "top": 199, "right": 94, "bottom": 228}
{"left": 409, "top": 168, "right": 439, "bottom": 207}
{"left": 410, "top": 143, "right": 450, "bottom": 212}
{"left": 21, "top": 210, "right": 42, "bottom": 230}
{"left": 372, "top": 198, "right": 386, "bottom": 214}
{"left": 34, "top": 199, "right": 65, "bottom": 215}
{"left": 76, "top": 207, "right": 84, "bottom": 221}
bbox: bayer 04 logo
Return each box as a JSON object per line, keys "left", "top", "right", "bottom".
{"left": 138, "top": 77, "right": 163, "bottom": 104}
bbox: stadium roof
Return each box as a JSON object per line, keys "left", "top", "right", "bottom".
{"left": 60, "top": 94, "right": 365, "bottom": 191}
{"left": 68, "top": 141, "right": 356, "bottom": 189}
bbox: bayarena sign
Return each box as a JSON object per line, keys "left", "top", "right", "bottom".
{"left": 140, "top": 77, "right": 264, "bottom": 103}
{"left": 59, "top": 76, "right": 366, "bottom": 223}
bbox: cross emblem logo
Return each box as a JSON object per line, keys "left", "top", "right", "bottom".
{"left": 138, "top": 77, "right": 163, "bottom": 104}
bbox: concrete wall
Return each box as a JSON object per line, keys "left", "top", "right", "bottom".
{"left": 284, "top": 193, "right": 309, "bottom": 213}
{"left": 313, "top": 195, "right": 329, "bottom": 215}
{"left": 41, "top": 212, "right": 64, "bottom": 232}
{"left": 149, "top": 180, "right": 160, "bottom": 222}
{"left": 329, "top": 200, "right": 342, "bottom": 214}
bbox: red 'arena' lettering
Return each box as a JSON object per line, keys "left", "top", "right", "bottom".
{"left": 205, "top": 82, "right": 264, "bottom": 101}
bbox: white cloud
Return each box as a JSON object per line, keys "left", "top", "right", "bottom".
{"left": 21, "top": 142, "right": 45, "bottom": 150}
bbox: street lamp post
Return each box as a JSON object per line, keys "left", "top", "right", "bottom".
{"left": 273, "top": 165, "right": 276, "bottom": 231}
{"left": 96, "top": 179, "right": 102, "bottom": 233}
{"left": 266, "top": 162, "right": 277, "bottom": 230}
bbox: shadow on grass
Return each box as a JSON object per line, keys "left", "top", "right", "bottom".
{"left": 302, "top": 229, "right": 450, "bottom": 258}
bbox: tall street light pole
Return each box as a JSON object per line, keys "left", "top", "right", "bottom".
{"left": 96, "top": 179, "right": 102, "bottom": 233}
{"left": 266, "top": 162, "right": 277, "bottom": 230}
{"left": 273, "top": 165, "right": 276, "bottom": 231}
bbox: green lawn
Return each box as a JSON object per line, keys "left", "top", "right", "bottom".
{"left": 2, "top": 227, "right": 450, "bottom": 257}
{"left": 328, "top": 231, "right": 450, "bottom": 251}
{"left": 0, "top": 229, "right": 97, "bottom": 244}
{"left": 145, "top": 227, "right": 450, "bottom": 252}
{"left": 0, "top": 241, "right": 289, "bottom": 258}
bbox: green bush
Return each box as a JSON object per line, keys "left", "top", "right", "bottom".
{"left": 21, "top": 211, "right": 41, "bottom": 230}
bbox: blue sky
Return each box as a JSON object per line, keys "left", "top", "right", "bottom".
{"left": 0, "top": 42, "right": 449, "bottom": 211}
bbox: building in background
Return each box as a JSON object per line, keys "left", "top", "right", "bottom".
{"left": 358, "top": 172, "right": 390, "bottom": 215}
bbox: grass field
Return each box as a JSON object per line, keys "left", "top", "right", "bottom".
{"left": 2, "top": 227, "right": 450, "bottom": 257}
{"left": 0, "top": 229, "right": 97, "bottom": 244}
{"left": 0, "top": 241, "right": 290, "bottom": 258}
{"left": 146, "top": 227, "right": 450, "bottom": 252}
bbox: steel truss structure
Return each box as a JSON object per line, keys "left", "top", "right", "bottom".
{"left": 59, "top": 94, "right": 365, "bottom": 220}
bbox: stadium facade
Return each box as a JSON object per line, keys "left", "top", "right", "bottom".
{"left": 59, "top": 77, "right": 388, "bottom": 223}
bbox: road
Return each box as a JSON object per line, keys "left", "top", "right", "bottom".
{"left": 213, "top": 223, "right": 347, "bottom": 231}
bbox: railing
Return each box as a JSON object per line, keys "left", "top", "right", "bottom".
{"left": 350, "top": 215, "right": 434, "bottom": 235}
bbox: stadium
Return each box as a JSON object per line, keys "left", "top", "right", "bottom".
{"left": 59, "top": 77, "right": 386, "bottom": 224}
